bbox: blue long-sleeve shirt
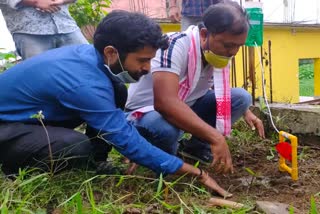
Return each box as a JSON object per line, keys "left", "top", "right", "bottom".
{"left": 0, "top": 44, "right": 183, "bottom": 174}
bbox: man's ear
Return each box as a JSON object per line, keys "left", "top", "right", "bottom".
{"left": 103, "top": 46, "right": 118, "bottom": 65}
{"left": 200, "top": 28, "right": 209, "bottom": 43}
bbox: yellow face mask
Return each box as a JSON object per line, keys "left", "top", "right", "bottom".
{"left": 203, "top": 50, "right": 233, "bottom": 68}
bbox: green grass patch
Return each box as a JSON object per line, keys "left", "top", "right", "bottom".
{"left": 0, "top": 160, "right": 254, "bottom": 213}
{"left": 299, "top": 63, "right": 314, "bottom": 96}
{"left": 300, "top": 78, "right": 314, "bottom": 96}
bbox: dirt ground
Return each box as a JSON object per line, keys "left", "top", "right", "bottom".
{"left": 198, "top": 134, "right": 320, "bottom": 213}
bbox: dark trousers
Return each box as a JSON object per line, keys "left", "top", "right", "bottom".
{"left": 0, "top": 121, "right": 112, "bottom": 175}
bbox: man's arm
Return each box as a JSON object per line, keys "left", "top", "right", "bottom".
{"left": 152, "top": 72, "right": 233, "bottom": 174}
{"left": 168, "top": 0, "right": 181, "bottom": 22}
{"left": 58, "top": 78, "right": 231, "bottom": 196}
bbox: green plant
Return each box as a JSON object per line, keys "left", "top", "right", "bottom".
{"left": 299, "top": 63, "right": 314, "bottom": 96}
{"left": 299, "top": 63, "right": 314, "bottom": 80}
{"left": 69, "top": 0, "right": 111, "bottom": 41}
{"left": 0, "top": 51, "right": 17, "bottom": 73}
{"left": 310, "top": 196, "right": 319, "bottom": 214}
{"left": 30, "top": 111, "right": 54, "bottom": 175}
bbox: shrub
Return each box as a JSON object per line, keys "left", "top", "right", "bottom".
{"left": 69, "top": 0, "right": 111, "bottom": 41}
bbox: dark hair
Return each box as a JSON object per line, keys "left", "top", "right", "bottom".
{"left": 94, "top": 10, "right": 168, "bottom": 60}
{"left": 202, "top": 0, "right": 249, "bottom": 35}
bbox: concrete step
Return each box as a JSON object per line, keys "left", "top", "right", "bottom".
{"left": 252, "top": 103, "right": 320, "bottom": 145}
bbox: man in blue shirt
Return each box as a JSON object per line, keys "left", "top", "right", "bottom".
{"left": 0, "top": 10, "right": 230, "bottom": 197}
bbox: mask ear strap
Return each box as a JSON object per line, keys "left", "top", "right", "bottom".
{"left": 116, "top": 52, "right": 125, "bottom": 72}
{"left": 205, "top": 32, "right": 211, "bottom": 50}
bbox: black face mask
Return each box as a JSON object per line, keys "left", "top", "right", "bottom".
{"left": 104, "top": 66, "right": 128, "bottom": 110}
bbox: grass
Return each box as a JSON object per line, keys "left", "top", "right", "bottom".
{"left": 0, "top": 123, "right": 260, "bottom": 214}
{"left": 300, "top": 78, "right": 314, "bottom": 97}
{"left": 299, "top": 63, "right": 314, "bottom": 97}
{"left": 0, "top": 119, "right": 319, "bottom": 213}
{"left": 0, "top": 164, "right": 255, "bottom": 213}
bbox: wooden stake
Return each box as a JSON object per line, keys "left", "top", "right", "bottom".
{"left": 208, "top": 197, "right": 245, "bottom": 209}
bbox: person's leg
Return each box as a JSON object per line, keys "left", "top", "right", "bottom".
{"left": 85, "top": 126, "right": 112, "bottom": 162}
{"left": 128, "top": 111, "right": 182, "bottom": 155}
{"left": 0, "top": 122, "right": 93, "bottom": 175}
{"left": 179, "top": 88, "right": 252, "bottom": 163}
{"left": 181, "top": 16, "right": 203, "bottom": 31}
{"left": 56, "top": 30, "right": 88, "bottom": 48}
{"left": 12, "top": 33, "right": 55, "bottom": 59}
{"left": 230, "top": 88, "right": 252, "bottom": 123}
{"left": 191, "top": 88, "right": 252, "bottom": 126}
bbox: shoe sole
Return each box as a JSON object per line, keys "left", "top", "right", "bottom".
{"left": 178, "top": 151, "right": 211, "bottom": 166}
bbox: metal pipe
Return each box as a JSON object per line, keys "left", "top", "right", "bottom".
{"left": 242, "top": 46, "right": 247, "bottom": 90}
{"left": 268, "top": 40, "right": 273, "bottom": 103}
{"left": 249, "top": 47, "right": 256, "bottom": 104}
{"left": 232, "top": 57, "right": 237, "bottom": 87}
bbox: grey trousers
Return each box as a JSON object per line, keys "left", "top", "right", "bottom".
{"left": 0, "top": 121, "right": 111, "bottom": 175}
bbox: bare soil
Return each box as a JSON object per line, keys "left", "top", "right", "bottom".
{"left": 199, "top": 134, "right": 320, "bottom": 213}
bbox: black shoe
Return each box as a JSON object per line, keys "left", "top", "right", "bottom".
{"left": 94, "top": 161, "right": 124, "bottom": 175}
{"left": 178, "top": 138, "right": 213, "bottom": 165}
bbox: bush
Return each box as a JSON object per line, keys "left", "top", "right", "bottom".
{"left": 69, "top": 0, "right": 111, "bottom": 41}
{"left": 299, "top": 63, "right": 314, "bottom": 80}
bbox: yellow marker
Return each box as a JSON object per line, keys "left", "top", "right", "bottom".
{"left": 278, "top": 131, "right": 298, "bottom": 181}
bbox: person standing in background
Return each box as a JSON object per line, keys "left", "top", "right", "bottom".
{"left": 0, "top": 0, "right": 87, "bottom": 60}
{"left": 169, "top": 0, "right": 222, "bottom": 30}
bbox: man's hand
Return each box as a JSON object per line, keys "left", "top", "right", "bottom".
{"left": 34, "top": 0, "right": 57, "bottom": 9}
{"left": 51, "top": 0, "right": 67, "bottom": 6}
{"left": 244, "top": 109, "right": 265, "bottom": 138}
{"left": 22, "top": 0, "right": 62, "bottom": 13}
{"left": 123, "top": 157, "right": 139, "bottom": 175}
{"left": 209, "top": 135, "right": 233, "bottom": 174}
{"left": 169, "top": 6, "right": 181, "bottom": 22}
{"left": 36, "top": 5, "right": 60, "bottom": 13}
{"left": 22, "top": 0, "right": 70, "bottom": 13}
{"left": 199, "top": 170, "right": 233, "bottom": 198}
{"left": 176, "top": 163, "right": 232, "bottom": 198}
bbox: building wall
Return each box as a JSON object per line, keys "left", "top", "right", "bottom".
{"left": 108, "top": 0, "right": 168, "bottom": 18}
{"left": 159, "top": 23, "right": 320, "bottom": 103}
{"left": 262, "top": 26, "right": 320, "bottom": 103}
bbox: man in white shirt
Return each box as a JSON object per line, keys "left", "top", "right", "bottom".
{"left": 126, "top": 1, "right": 265, "bottom": 174}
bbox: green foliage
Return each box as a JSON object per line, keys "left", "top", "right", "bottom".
{"left": 299, "top": 63, "right": 314, "bottom": 80}
{"left": 299, "top": 63, "right": 314, "bottom": 96}
{"left": 300, "top": 78, "right": 314, "bottom": 96}
{"left": 310, "top": 196, "right": 319, "bottom": 214}
{"left": 0, "top": 51, "right": 17, "bottom": 73}
{"left": 0, "top": 167, "right": 255, "bottom": 213}
{"left": 69, "top": 0, "right": 111, "bottom": 28}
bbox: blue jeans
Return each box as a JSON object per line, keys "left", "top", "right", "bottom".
{"left": 13, "top": 30, "right": 88, "bottom": 60}
{"left": 129, "top": 88, "right": 252, "bottom": 155}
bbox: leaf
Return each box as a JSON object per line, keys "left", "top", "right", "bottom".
{"left": 244, "top": 167, "right": 256, "bottom": 176}
{"left": 116, "top": 176, "right": 124, "bottom": 187}
{"left": 267, "top": 148, "right": 275, "bottom": 160}
{"left": 310, "top": 196, "right": 318, "bottom": 214}
{"left": 18, "top": 173, "right": 48, "bottom": 187}
{"left": 156, "top": 173, "right": 163, "bottom": 196}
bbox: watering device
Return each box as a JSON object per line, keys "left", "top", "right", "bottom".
{"left": 252, "top": 3, "right": 299, "bottom": 179}
{"left": 277, "top": 131, "right": 298, "bottom": 181}
{"left": 244, "top": 1, "right": 264, "bottom": 46}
